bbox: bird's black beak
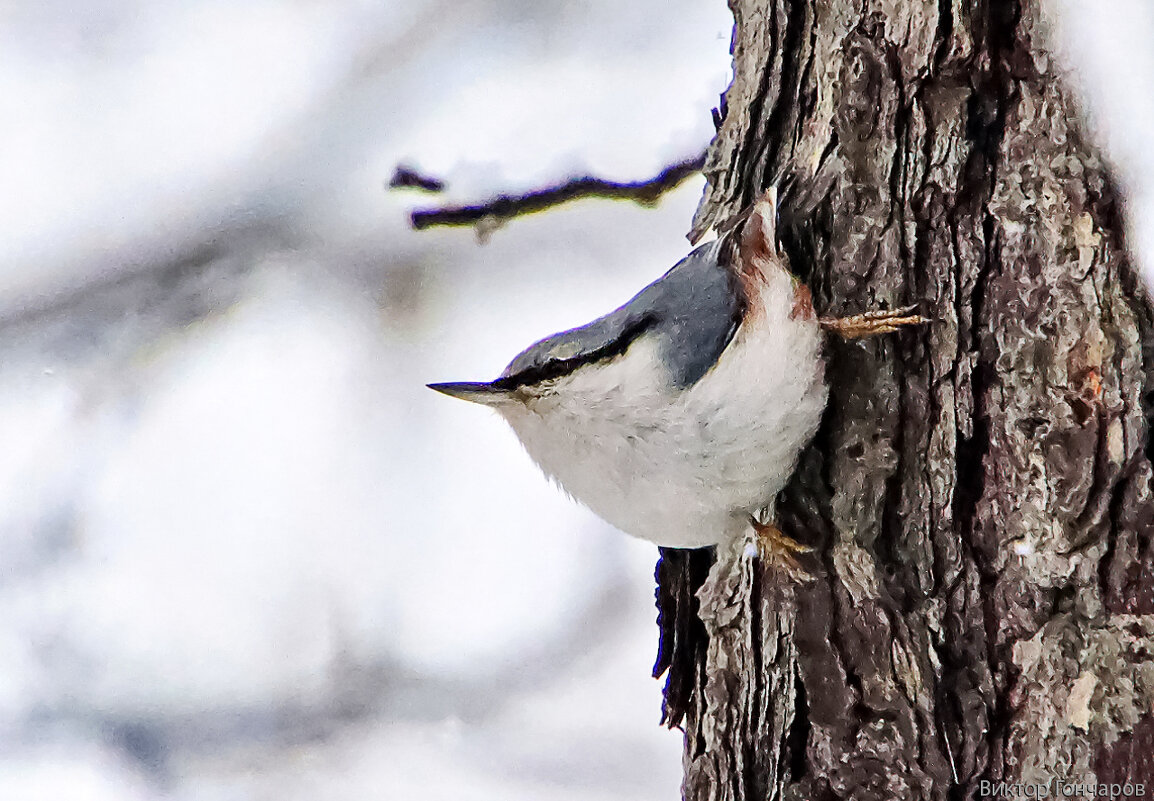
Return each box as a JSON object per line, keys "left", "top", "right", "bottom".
{"left": 427, "top": 381, "right": 515, "bottom": 407}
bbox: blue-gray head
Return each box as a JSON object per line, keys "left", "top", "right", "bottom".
{"left": 429, "top": 237, "right": 745, "bottom": 406}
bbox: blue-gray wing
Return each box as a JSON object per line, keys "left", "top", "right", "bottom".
{"left": 496, "top": 239, "right": 742, "bottom": 390}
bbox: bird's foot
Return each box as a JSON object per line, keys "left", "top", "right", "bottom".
{"left": 749, "top": 516, "right": 815, "bottom": 582}
{"left": 820, "top": 306, "right": 927, "bottom": 339}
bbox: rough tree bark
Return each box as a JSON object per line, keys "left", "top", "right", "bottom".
{"left": 654, "top": 1, "right": 1154, "bottom": 799}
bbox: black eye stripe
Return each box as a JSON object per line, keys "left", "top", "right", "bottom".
{"left": 493, "top": 315, "right": 657, "bottom": 391}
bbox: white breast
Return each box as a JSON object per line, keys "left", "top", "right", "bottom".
{"left": 499, "top": 267, "right": 827, "bottom": 548}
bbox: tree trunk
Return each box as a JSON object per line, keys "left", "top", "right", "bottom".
{"left": 654, "top": 1, "right": 1154, "bottom": 799}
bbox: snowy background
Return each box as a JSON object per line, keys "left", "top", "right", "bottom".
{"left": 0, "top": 1, "right": 1151, "bottom": 799}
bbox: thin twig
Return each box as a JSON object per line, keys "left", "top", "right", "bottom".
{"left": 406, "top": 151, "right": 707, "bottom": 231}
{"left": 388, "top": 165, "right": 446, "bottom": 193}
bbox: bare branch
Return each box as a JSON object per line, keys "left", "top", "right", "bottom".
{"left": 388, "top": 165, "right": 446, "bottom": 193}
{"left": 405, "top": 151, "right": 706, "bottom": 231}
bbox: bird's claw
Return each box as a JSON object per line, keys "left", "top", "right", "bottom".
{"left": 749, "top": 517, "right": 815, "bottom": 582}
{"left": 820, "top": 306, "right": 929, "bottom": 339}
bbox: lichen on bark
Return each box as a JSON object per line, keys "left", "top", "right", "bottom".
{"left": 655, "top": 1, "right": 1154, "bottom": 799}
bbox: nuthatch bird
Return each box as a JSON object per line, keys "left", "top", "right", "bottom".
{"left": 430, "top": 191, "right": 923, "bottom": 576}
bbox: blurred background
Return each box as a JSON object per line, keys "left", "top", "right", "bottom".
{"left": 0, "top": 1, "right": 1151, "bottom": 799}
